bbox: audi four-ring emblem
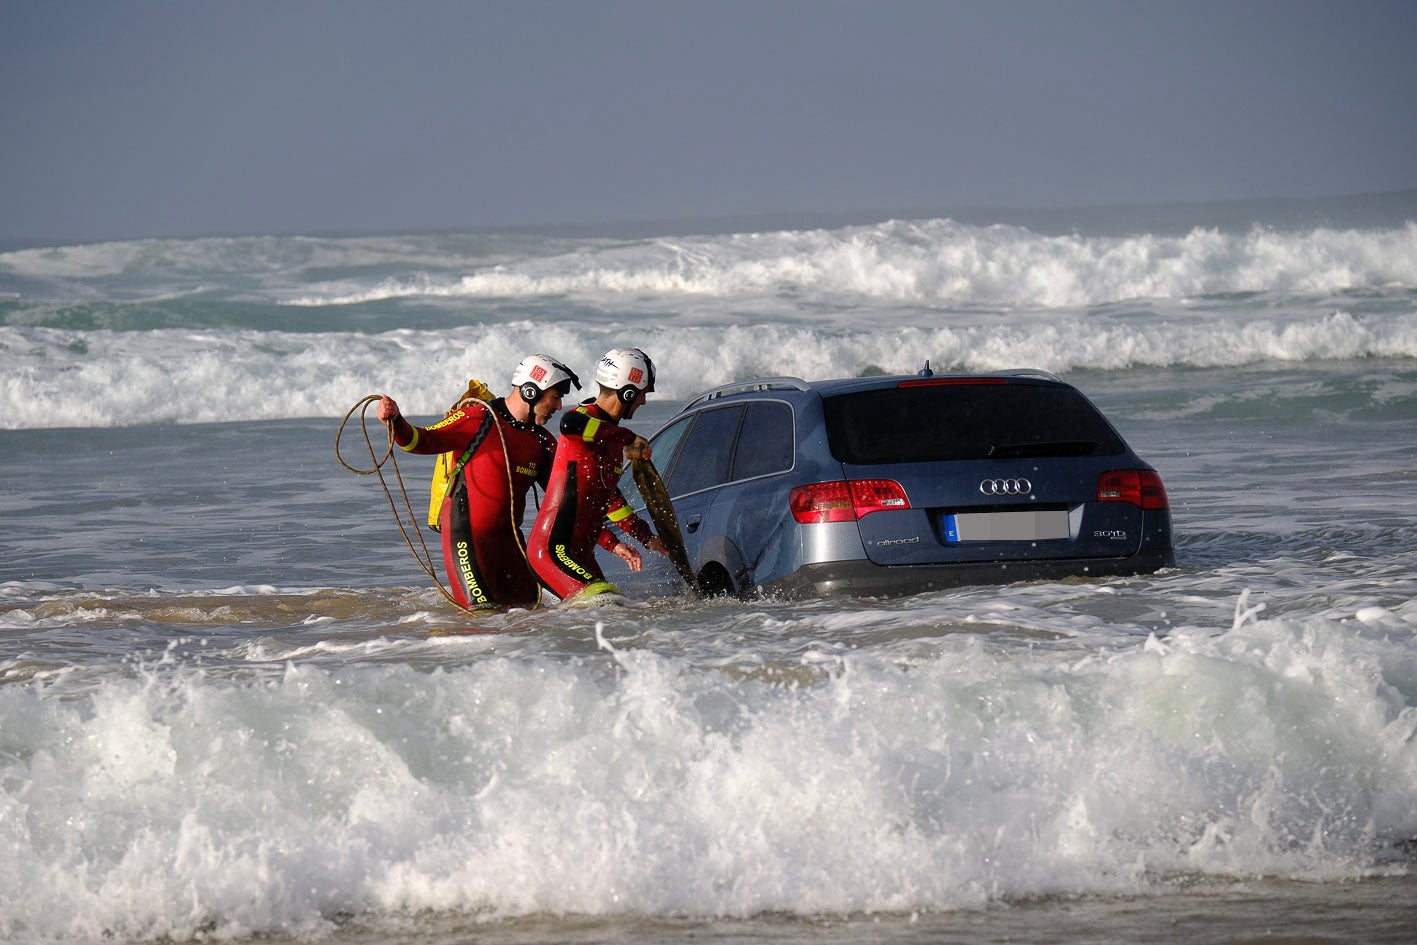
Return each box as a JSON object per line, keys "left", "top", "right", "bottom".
{"left": 979, "top": 478, "right": 1032, "bottom": 495}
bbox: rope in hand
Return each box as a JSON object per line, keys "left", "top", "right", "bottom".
{"left": 334, "top": 395, "right": 482, "bottom": 614}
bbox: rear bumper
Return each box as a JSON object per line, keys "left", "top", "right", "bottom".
{"left": 764, "top": 548, "right": 1176, "bottom": 599}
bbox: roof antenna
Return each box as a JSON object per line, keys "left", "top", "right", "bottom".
{"left": 919, "top": 359, "right": 934, "bottom": 378}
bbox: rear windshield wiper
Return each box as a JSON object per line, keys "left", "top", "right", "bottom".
{"left": 988, "top": 440, "right": 1099, "bottom": 458}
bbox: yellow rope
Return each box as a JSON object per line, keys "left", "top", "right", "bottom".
{"left": 335, "top": 395, "right": 532, "bottom": 615}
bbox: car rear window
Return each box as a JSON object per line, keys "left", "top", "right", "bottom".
{"left": 822, "top": 382, "right": 1127, "bottom": 464}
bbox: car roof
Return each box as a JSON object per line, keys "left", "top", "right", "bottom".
{"left": 674, "top": 368, "right": 1068, "bottom": 414}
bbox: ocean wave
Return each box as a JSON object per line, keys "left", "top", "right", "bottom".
{"left": 283, "top": 221, "right": 1417, "bottom": 310}
{"left": 3, "top": 310, "right": 1416, "bottom": 429}
{"left": 0, "top": 233, "right": 558, "bottom": 282}
{"left": 1, "top": 603, "right": 1414, "bottom": 938}
{"left": 5, "top": 220, "right": 1415, "bottom": 314}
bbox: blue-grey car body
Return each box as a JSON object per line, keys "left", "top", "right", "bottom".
{"left": 604, "top": 369, "right": 1175, "bottom": 599}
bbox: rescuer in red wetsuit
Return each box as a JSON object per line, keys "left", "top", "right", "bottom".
{"left": 377, "top": 354, "right": 580, "bottom": 610}
{"left": 528, "top": 347, "right": 670, "bottom": 603}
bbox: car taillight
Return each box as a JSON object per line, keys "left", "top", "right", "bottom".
{"left": 790, "top": 479, "right": 910, "bottom": 523}
{"left": 1097, "top": 469, "right": 1169, "bottom": 510}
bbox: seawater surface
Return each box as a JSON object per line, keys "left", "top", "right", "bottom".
{"left": 2, "top": 198, "right": 1416, "bottom": 944}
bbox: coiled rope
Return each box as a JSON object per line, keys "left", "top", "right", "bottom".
{"left": 335, "top": 394, "right": 538, "bottom": 614}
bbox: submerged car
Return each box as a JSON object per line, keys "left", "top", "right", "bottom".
{"left": 615, "top": 366, "right": 1174, "bottom": 599}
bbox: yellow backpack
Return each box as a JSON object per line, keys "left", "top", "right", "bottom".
{"left": 427, "top": 378, "right": 495, "bottom": 529}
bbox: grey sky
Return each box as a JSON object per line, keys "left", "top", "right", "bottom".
{"left": 3, "top": 0, "right": 1415, "bottom": 243}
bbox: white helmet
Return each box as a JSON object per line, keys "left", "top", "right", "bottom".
{"left": 595, "top": 347, "right": 656, "bottom": 404}
{"left": 511, "top": 354, "right": 580, "bottom": 404}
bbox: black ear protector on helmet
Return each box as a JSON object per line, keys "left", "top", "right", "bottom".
{"left": 519, "top": 383, "right": 541, "bottom": 404}
{"left": 617, "top": 384, "right": 640, "bottom": 404}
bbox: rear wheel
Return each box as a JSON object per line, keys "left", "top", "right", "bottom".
{"left": 696, "top": 562, "right": 737, "bottom": 598}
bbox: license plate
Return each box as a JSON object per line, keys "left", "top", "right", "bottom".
{"left": 945, "top": 509, "right": 1070, "bottom": 542}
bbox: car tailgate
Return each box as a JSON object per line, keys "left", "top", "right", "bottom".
{"left": 845, "top": 460, "right": 1147, "bottom": 566}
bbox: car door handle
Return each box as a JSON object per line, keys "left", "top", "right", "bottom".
{"left": 685, "top": 515, "right": 701, "bottom": 533}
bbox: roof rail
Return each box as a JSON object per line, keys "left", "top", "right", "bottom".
{"left": 679, "top": 376, "right": 811, "bottom": 411}
{"left": 994, "top": 368, "right": 1063, "bottom": 382}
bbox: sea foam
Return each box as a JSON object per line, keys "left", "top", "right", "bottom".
{"left": 272, "top": 221, "right": 1417, "bottom": 310}
{"left": 2, "top": 601, "right": 1414, "bottom": 939}
{"left": 4, "top": 309, "right": 1417, "bottom": 429}
{"left": 4, "top": 220, "right": 1415, "bottom": 311}
{"left": 4, "top": 218, "right": 1416, "bottom": 430}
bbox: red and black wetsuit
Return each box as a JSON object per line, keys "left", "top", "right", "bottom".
{"left": 528, "top": 402, "right": 655, "bottom": 601}
{"left": 393, "top": 398, "right": 554, "bottom": 609}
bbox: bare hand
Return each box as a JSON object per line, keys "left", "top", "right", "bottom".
{"left": 610, "top": 542, "right": 644, "bottom": 572}
{"left": 645, "top": 536, "right": 670, "bottom": 557}
{"left": 376, "top": 395, "right": 400, "bottom": 423}
{"left": 625, "top": 436, "right": 651, "bottom": 462}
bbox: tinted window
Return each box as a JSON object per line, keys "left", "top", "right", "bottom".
{"left": 665, "top": 406, "right": 744, "bottom": 496}
{"left": 647, "top": 416, "right": 695, "bottom": 484}
{"left": 621, "top": 415, "right": 696, "bottom": 511}
{"left": 730, "top": 402, "right": 794, "bottom": 480}
{"left": 823, "top": 382, "right": 1126, "bottom": 464}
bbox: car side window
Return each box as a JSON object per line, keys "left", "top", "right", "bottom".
{"left": 730, "top": 401, "right": 793, "bottom": 480}
{"left": 618, "top": 415, "right": 695, "bottom": 511}
{"left": 647, "top": 416, "right": 695, "bottom": 483}
{"left": 664, "top": 405, "right": 744, "bottom": 497}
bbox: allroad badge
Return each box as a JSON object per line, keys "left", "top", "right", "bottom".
{"left": 979, "top": 478, "right": 1032, "bottom": 496}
